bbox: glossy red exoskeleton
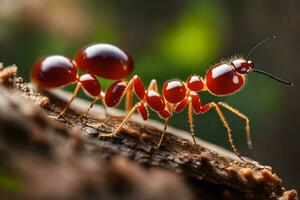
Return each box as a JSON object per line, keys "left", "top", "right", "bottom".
{"left": 31, "top": 37, "right": 293, "bottom": 162}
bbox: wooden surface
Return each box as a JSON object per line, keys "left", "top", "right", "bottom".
{"left": 0, "top": 65, "right": 297, "bottom": 200}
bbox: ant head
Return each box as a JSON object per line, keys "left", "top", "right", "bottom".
{"left": 233, "top": 35, "right": 292, "bottom": 86}
{"left": 231, "top": 59, "right": 254, "bottom": 74}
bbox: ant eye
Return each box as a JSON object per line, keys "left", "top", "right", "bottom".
{"left": 247, "top": 60, "right": 254, "bottom": 68}
{"left": 232, "top": 59, "right": 253, "bottom": 74}
{"left": 239, "top": 66, "right": 248, "bottom": 73}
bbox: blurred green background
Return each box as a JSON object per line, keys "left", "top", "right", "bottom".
{"left": 0, "top": 0, "right": 299, "bottom": 191}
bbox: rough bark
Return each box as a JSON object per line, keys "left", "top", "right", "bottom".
{"left": 0, "top": 65, "right": 297, "bottom": 200}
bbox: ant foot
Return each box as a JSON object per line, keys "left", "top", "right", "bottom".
{"left": 99, "top": 132, "right": 119, "bottom": 137}
{"left": 191, "top": 135, "right": 197, "bottom": 145}
{"left": 155, "top": 140, "right": 163, "bottom": 149}
{"left": 74, "top": 114, "right": 88, "bottom": 123}
{"left": 48, "top": 113, "right": 65, "bottom": 120}
{"left": 87, "top": 117, "right": 111, "bottom": 128}
{"left": 81, "top": 114, "right": 88, "bottom": 119}
{"left": 87, "top": 122, "right": 105, "bottom": 129}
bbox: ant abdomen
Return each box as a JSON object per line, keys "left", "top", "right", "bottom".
{"left": 31, "top": 55, "right": 77, "bottom": 88}
{"left": 74, "top": 44, "right": 134, "bottom": 80}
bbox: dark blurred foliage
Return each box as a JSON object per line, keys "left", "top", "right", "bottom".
{"left": 0, "top": 0, "right": 299, "bottom": 191}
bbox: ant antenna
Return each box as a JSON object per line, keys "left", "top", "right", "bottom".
{"left": 246, "top": 35, "right": 276, "bottom": 58}
{"left": 253, "top": 69, "right": 293, "bottom": 86}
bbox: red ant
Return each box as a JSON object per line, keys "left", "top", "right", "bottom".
{"left": 31, "top": 36, "right": 293, "bottom": 162}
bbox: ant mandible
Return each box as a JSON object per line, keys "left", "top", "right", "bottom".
{"left": 30, "top": 36, "right": 293, "bottom": 162}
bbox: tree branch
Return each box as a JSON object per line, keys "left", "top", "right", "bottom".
{"left": 0, "top": 65, "right": 297, "bottom": 200}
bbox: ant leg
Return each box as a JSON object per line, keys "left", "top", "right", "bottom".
{"left": 218, "top": 102, "right": 252, "bottom": 149}
{"left": 87, "top": 115, "right": 111, "bottom": 129}
{"left": 56, "top": 83, "right": 81, "bottom": 118}
{"left": 82, "top": 97, "right": 99, "bottom": 118}
{"left": 147, "top": 79, "right": 171, "bottom": 147}
{"left": 125, "top": 87, "right": 133, "bottom": 111}
{"left": 148, "top": 79, "right": 158, "bottom": 91}
{"left": 120, "top": 78, "right": 134, "bottom": 112}
{"left": 201, "top": 102, "right": 247, "bottom": 162}
{"left": 156, "top": 118, "right": 169, "bottom": 148}
{"left": 83, "top": 91, "right": 108, "bottom": 118}
{"left": 101, "top": 104, "right": 138, "bottom": 137}
{"left": 84, "top": 97, "right": 110, "bottom": 128}
{"left": 102, "top": 100, "right": 109, "bottom": 117}
{"left": 77, "top": 92, "right": 107, "bottom": 122}
{"left": 188, "top": 102, "right": 197, "bottom": 144}
{"left": 99, "top": 91, "right": 109, "bottom": 117}
{"left": 74, "top": 97, "right": 99, "bottom": 123}
{"left": 125, "top": 75, "right": 146, "bottom": 111}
